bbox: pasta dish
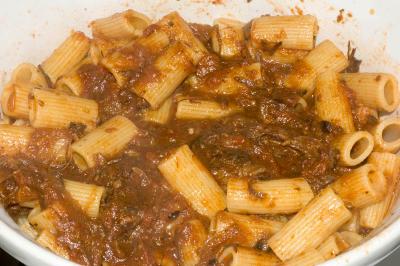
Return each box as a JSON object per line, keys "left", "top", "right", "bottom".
{"left": 0, "top": 9, "right": 399, "bottom": 266}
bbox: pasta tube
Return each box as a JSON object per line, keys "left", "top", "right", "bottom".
{"left": 1, "top": 83, "right": 32, "bottom": 119}
{"left": 41, "top": 32, "right": 90, "bottom": 84}
{"left": 55, "top": 73, "right": 84, "bottom": 96}
{"left": 176, "top": 99, "right": 241, "bottom": 120}
{"left": 286, "top": 40, "right": 348, "bottom": 95}
{"left": 132, "top": 42, "right": 194, "bottom": 108}
{"left": 36, "top": 230, "right": 69, "bottom": 259}
{"left": 268, "top": 187, "right": 352, "bottom": 261}
{"left": 64, "top": 179, "right": 105, "bottom": 218}
{"left": 371, "top": 117, "right": 400, "bottom": 153}
{"left": 158, "top": 145, "right": 226, "bottom": 218}
{"left": 332, "top": 164, "right": 387, "bottom": 208}
{"left": 251, "top": 15, "right": 318, "bottom": 50}
{"left": 144, "top": 97, "right": 174, "bottom": 124}
{"left": 71, "top": 115, "right": 138, "bottom": 170}
{"left": 212, "top": 18, "right": 245, "bottom": 59}
{"left": 341, "top": 73, "right": 399, "bottom": 112}
{"left": 18, "top": 216, "right": 38, "bottom": 240}
{"left": 0, "top": 125, "right": 71, "bottom": 165}
{"left": 227, "top": 178, "right": 314, "bottom": 214}
{"left": 210, "top": 211, "right": 284, "bottom": 247}
{"left": 28, "top": 88, "right": 98, "bottom": 130}
{"left": 315, "top": 70, "right": 355, "bottom": 133}
{"left": 11, "top": 63, "right": 47, "bottom": 88}
{"left": 91, "top": 9, "right": 151, "bottom": 40}
{"left": 157, "top": 12, "right": 208, "bottom": 64}
{"left": 333, "top": 131, "right": 374, "bottom": 166}
{"left": 218, "top": 246, "right": 280, "bottom": 266}
{"left": 317, "top": 233, "right": 350, "bottom": 260}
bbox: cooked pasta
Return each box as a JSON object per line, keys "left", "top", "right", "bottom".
{"left": 227, "top": 178, "right": 314, "bottom": 214}
{"left": 268, "top": 188, "right": 351, "bottom": 261}
{"left": 0, "top": 9, "right": 399, "bottom": 266}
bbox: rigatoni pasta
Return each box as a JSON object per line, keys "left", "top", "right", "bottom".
{"left": 370, "top": 117, "right": 400, "bottom": 153}
{"left": 1, "top": 9, "right": 400, "bottom": 266}
{"left": 341, "top": 73, "right": 400, "bottom": 112}
{"left": 41, "top": 31, "right": 90, "bottom": 84}
{"left": 132, "top": 42, "right": 194, "bottom": 108}
{"left": 71, "top": 115, "right": 138, "bottom": 170}
{"left": 28, "top": 88, "right": 98, "bottom": 130}
{"left": 158, "top": 145, "right": 226, "bottom": 218}
{"left": 332, "top": 164, "right": 387, "bottom": 208}
{"left": 176, "top": 99, "right": 241, "bottom": 120}
{"left": 268, "top": 188, "right": 351, "bottom": 261}
{"left": 91, "top": 9, "right": 151, "bottom": 40}
{"left": 333, "top": 131, "right": 374, "bottom": 166}
{"left": 314, "top": 70, "right": 355, "bottom": 133}
{"left": 218, "top": 246, "right": 280, "bottom": 266}
{"left": 212, "top": 18, "right": 245, "bottom": 59}
{"left": 251, "top": 15, "right": 317, "bottom": 50}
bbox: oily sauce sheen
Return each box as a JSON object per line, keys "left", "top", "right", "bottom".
{"left": 0, "top": 22, "right": 372, "bottom": 265}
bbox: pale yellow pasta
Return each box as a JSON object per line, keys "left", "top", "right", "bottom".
{"left": 317, "top": 233, "right": 349, "bottom": 260}
{"left": 286, "top": 40, "right": 349, "bottom": 95}
{"left": 218, "top": 246, "right": 280, "bottom": 266}
{"left": 282, "top": 249, "right": 325, "bottom": 266}
{"left": 71, "top": 115, "right": 138, "bottom": 170}
{"left": 144, "top": 97, "right": 174, "bottom": 124}
{"left": 176, "top": 99, "right": 241, "bottom": 120}
{"left": 332, "top": 164, "right": 387, "bottom": 208}
{"left": 20, "top": 200, "right": 40, "bottom": 209}
{"left": 91, "top": 9, "right": 151, "bottom": 40}
{"left": 368, "top": 152, "right": 400, "bottom": 182}
{"left": 359, "top": 160, "right": 399, "bottom": 229}
{"left": 36, "top": 230, "right": 69, "bottom": 259}
{"left": 89, "top": 41, "right": 103, "bottom": 65}
{"left": 11, "top": 63, "right": 48, "bottom": 88}
{"left": 28, "top": 88, "right": 98, "bottom": 130}
{"left": 341, "top": 210, "right": 360, "bottom": 233}
{"left": 41, "top": 31, "right": 90, "bottom": 84}
{"left": 251, "top": 15, "right": 317, "bottom": 50}
{"left": 132, "top": 42, "right": 194, "bottom": 108}
{"left": 101, "top": 31, "right": 170, "bottom": 87}
{"left": 268, "top": 187, "right": 352, "bottom": 261}
{"left": 212, "top": 18, "right": 244, "bottom": 59}
{"left": 341, "top": 73, "right": 399, "bottom": 112}
{"left": 333, "top": 131, "right": 374, "bottom": 166}
{"left": 0, "top": 124, "right": 33, "bottom": 155}
{"left": 370, "top": 117, "right": 400, "bottom": 153}
{"left": 55, "top": 72, "right": 83, "bottom": 96}
{"left": 270, "top": 47, "right": 309, "bottom": 64}
{"left": 210, "top": 211, "right": 284, "bottom": 247}
{"left": 157, "top": 12, "right": 208, "bottom": 64}
{"left": 64, "top": 179, "right": 105, "bottom": 218}
{"left": 28, "top": 208, "right": 57, "bottom": 233}
{"left": 158, "top": 145, "right": 226, "bottom": 218}
{"left": 18, "top": 216, "right": 38, "bottom": 239}
{"left": 227, "top": 178, "right": 314, "bottom": 214}
{"left": 314, "top": 70, "right": 355, "bottom": 133}
{"left": 339, "top": 231, "right": 363, "bottom": 246}
{"left": 179, "top": 220, "right": 207, "bottom": 266}
{"left": 202, "top": 63, "right": 263, "bottom": 95}
{"left": 1, "top": 83, "right": 32, "bottom": 119}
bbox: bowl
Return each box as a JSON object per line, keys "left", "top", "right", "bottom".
{"left": 1, "top": 1, "right": 400, "bottom": 265}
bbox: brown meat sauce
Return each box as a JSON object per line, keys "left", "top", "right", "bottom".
{"left": 0, "top": 21, "right": 368, "bottom": 266}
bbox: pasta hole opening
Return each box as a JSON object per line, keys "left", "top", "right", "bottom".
{"left": 384, "top": 80, "right": 395, "bottom": 105}
{"left": 218, "top": 246, "right": 235, "bottom": 265}
{"left": 350, "top": 137, "right": 369, "bottom": 159}
{"left": 72, "top": 152, "right": 88, "bottom": 170}
{"left": 382, "top": 124, "right": 400, "bottom": 143}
